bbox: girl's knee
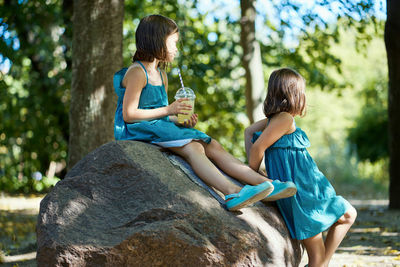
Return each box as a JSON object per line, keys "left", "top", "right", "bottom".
{"left": 346, "top": 206, "right": 357, "bottom": 224}
{"left": 185, "top": 141, "right": 206, "bottom": 155}
{"left": 338, "top": 206, "right": 357, "bottom": 224}
{"left": 208, "top": 139, "right": 224, "bottom": 150}
{"left": 308, "top": 258, "right": 326, "bottom": 267}
{"left": 171, "top": 141, "right": 206, "bottom": 159}
{"left": 205, "top": 139, "right": 225, "bottom": 157}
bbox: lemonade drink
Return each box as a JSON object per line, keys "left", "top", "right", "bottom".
{"left": 177, "top": 99, "right": 195, "bottom": 123}
{"left": 174, "top": 87, "right": 196, "bottom": 124}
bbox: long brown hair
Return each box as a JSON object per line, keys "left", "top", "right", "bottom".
{"left": 132, "top": 14, "right": 179, "bottom": 69}
{"left": 263, "top": 68, "right": 306, "bottom": 118}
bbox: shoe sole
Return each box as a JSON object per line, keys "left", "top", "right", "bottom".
{"left": 262, "top": 187, "right": 297, "bottom": 202}
{"left": 228, "top": 186, "right": 274, "bottom": 211}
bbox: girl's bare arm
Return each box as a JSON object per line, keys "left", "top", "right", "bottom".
{"left": 122, "top": 67, "right": 190, "bottom": 123}
{"left": 244, "top": 118, "right": 268, "bottom": 161}
{"left": 248, "top": 113, "right": 294, "bottom": 171}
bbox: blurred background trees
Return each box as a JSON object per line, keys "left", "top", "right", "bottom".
{"left": 1, "top": 0, "right": 71, "bottom": 192}
{"left": 0, "top": 0, "right": 392, "bottom": 206}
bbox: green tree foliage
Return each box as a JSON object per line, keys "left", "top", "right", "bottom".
{"left": 349, "top": 108, "right": 388, "bottom": 161}
{"left": 257, "top": 1, "right": 378, "bottom": 90}
{"left": 298, "top": 20, "right": 389, "bottom": 196}
{"left": 348, "top": 78, "right": 388, "bottom": 163}
{"left": 342, "top": 19, "right": 389, "bottom": 164}
{"left": 0, "top": 0, "right": 71, "bottom": 192}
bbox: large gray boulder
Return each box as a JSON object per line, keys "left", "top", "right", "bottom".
{"left": 37, "top": 141, "right": 302, "bottom": 266}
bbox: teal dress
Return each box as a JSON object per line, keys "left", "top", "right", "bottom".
{"left": 114, "top": 62, "right": 211, "bottom": 147}
{"left": 253, "top": 127, "right": 351, "bottom": 240}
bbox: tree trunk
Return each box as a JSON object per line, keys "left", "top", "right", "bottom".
{"left": 240, "top": 0, "right": 265, "bottom": 124}
{"left": 69, "top": 0, "right": 124, "bottom": 169}
{"left": 385, "top": 0, "right": 400, "bottom": 209}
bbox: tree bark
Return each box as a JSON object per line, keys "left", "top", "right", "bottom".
{"left": 240, "top": 0, "right": 265, "bottom": 124}
{"left": 69, "top": 0, "right": 124, "bottom": 169}
{"left": 385, "top": 0, "right": 400, "bottom": 209}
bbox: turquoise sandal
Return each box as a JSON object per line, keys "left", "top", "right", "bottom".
{"left": 262, "top": 180, "right": 297, "bottom": 202}
{"left": 225, "top": 181, "right": 274, "bottom": 211}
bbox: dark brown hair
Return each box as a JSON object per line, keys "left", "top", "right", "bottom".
{"left": 263, "top": 68, "right": 306, "bottom": 118}
{"left": 132, "top": 14, "right": 178, "bottom": 69}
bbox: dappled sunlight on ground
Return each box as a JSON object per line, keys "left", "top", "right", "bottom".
{"left": 0, "top": 194, "right": 43, "bottom": 266}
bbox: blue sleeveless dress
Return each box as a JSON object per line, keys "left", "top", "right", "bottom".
{"left": 253, "top": 127, "right": 352, "bottom": 240}
{"left": 114, "top": 62, "right": 211, "bottom": 147}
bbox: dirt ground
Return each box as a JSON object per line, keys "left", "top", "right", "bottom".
{"left": 0, "top": 194, "right": 399, "bottom": 267}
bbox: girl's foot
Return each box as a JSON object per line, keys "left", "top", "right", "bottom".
{"left": 262, "top": 180, "right": 297, "bottom": 201}
{"left": 225, "top": 181, "right": 274, "bottom": 211}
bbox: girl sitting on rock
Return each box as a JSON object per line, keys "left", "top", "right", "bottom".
{"left": 113, "top": 14, "right": 296, "bottom": 211}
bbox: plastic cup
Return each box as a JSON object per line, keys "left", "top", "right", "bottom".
{"left": 174, "top": 87, "right": 196, "bottom": 124}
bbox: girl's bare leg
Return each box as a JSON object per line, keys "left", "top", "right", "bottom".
{"left": 168, "top": 141, "right": 242, "bottom": 196}
{"left": 323, "top": 206, "right": 357, "bottom": 264}
{"left": 302, "top": 233, "right": 326, "bottom": 267}
{"left": 204, "top": 139, "right": 271, "bottom": 185}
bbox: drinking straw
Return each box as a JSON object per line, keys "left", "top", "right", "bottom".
{"left": 177, "top": 68, "right": 185, "bottom": 89}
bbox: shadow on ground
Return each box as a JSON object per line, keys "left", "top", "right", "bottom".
{"left": 0, "top": 209, "right": 38, "bottom": 266}
{"left": 337, "top": 200, "right": 400, "bottom": 258}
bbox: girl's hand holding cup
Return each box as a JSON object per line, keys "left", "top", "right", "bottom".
{"left": 181, "top": 113, "right": 198, "bottom": 128}
{"left": 168, "top": 98, "right": 192, "bottom": 116}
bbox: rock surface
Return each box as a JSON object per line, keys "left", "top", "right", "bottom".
{"left": 37, "top": 141, "right": 302, "bottom": 266}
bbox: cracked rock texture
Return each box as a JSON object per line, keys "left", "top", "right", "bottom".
{"left": 37, "top": 141, "right": 302, "bottom": 266}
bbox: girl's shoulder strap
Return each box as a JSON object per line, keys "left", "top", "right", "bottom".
{"left": 135, "top": 61, "right": 148, "bottom": 85}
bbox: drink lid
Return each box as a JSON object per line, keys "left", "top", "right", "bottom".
{"left": 174, "top": 87, "right": 196, "bottom": 100}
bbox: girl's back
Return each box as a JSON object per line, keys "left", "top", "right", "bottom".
{"left": 253, "top": 117, "right": 351, "bottom": 240}
{"left": 248, "top": 68, "right": 357, "bottom": 266}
